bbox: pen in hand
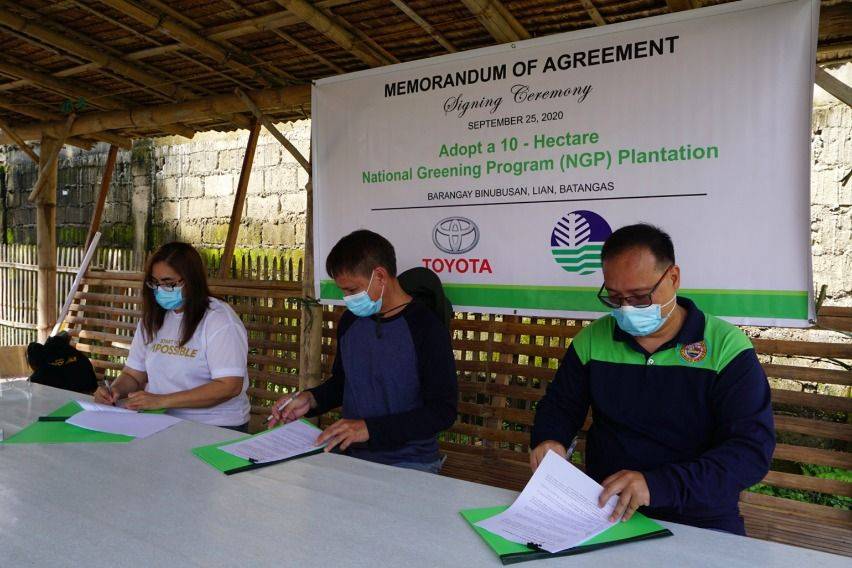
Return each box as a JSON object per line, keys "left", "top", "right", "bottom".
{"left": 266, "top": 391, "right": 301, "bottom": 423}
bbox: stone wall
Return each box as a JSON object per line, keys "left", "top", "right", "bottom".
{"left": 0, "top": 120, "right": 311, "bottom": 261}
{"left": 148, "top": 120, "right": 310, "bottom": 252}
{"left": 810, "top": 63, "right": 852, "bottom": 306}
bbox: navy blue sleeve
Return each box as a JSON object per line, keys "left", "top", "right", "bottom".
{"left": 363, "top": 305, "right": 458, "bottom": 450}
{"left": 307, "top": 312, "right": 354, "bottom": 416}
{"left": 643, "top": 348, "right": 775, "bottom": 511}
{"left": 531, "top": 344, "right": 591, "bottom": 449}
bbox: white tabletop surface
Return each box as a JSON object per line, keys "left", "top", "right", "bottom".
{"left": 1, "top": 381, "right": 848, "bottom": 568}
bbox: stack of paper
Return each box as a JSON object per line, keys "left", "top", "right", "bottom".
{"left": 476, "top": 450, "right": 619, "bottom": 552}
{"left": 66, "top": 410, "right": 182, "bottom": 439}
{"left": 77, "top": 401, "right": 137, "bottom": 413}
{"left": 219, "top": 419, "right": 325, "bottom": 463}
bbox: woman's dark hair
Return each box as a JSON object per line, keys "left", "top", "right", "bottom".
{"left": 326, "top": 229, "right": 397, "bottom": 278}
{"left": 142, "top": 242, "right": 211, "bottom": 346}
{"left": 601, "top": 223, "right": 675, "bottom": 269}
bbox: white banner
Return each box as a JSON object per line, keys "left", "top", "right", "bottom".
{"left": 313, "top": 0, "right": 818, "bottom": 326}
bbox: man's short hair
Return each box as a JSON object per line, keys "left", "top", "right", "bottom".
{"left": 326, "top": 229, "right": 398, "bottom": 278}
{"left": 601, "top": 223, "right": 675, "bottom": 269}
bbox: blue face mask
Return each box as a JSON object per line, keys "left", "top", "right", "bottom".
{"left": 343, "top": 272, "right": 383, "bottom": 317}
{"left": 154, "top": 285, "right": 184, "bottom": 311}
{"left": 611, "top": 295, "right": 676, "bottom": 337}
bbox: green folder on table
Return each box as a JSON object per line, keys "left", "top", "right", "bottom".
{"left": 2, "top": 400, "right": 166, "bottom": 445}
{"left": 461, "top": 506, "right": 672, "bottom": 565}
{"left": 192, "top": 419, "right": 324, "bottom": 475}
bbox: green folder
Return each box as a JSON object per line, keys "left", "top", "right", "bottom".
{"left": 191, "top": 419, "right": 324, "bottom": 475}
{"left": 460, "top": 506, "right": 672, "bottom": 565}
{"left": 1, "top": 400, "right": 167, "bottom": 445}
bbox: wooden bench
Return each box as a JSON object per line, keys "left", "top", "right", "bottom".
{"left": 63, "top": 272, "right": 851, "bottom": 556}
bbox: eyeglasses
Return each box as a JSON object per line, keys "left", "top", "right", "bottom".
{"left": 145, "top": 278, "right": 183, "bottom": 292}
{"left": 597, "top": 266, "right": 673, "bottom": 309}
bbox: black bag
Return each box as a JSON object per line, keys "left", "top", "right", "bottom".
{"left": 398, "top": 267, "right": 453, "bottom": 331}
{"left": 26, "top": 333, "right": 98, "bottom": 394}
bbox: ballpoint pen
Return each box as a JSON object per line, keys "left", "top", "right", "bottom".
{"left": 265, "top": 391, "right": 301, "bottom": 423}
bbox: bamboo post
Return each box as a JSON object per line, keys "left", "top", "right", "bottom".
{"left": 36, "top": 134, "right": 61, "bottom": 343}
{"left": 28, "top": 114, "right": 75, "bottom": 203}
{"left": 219, "top": 119, "right": 262, "bottom": 278}
{"left": 86, "top": 145, "right": 119, "bottom": 249}
{"left": 298, "top": 178, "right": 323, "bottom": 391}
{"left": 0, "top": 117, "right": 39, "bottom": 164}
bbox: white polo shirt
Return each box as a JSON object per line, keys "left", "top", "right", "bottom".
{"left": 126, "top": 297, "right": 250, "bottom": 426}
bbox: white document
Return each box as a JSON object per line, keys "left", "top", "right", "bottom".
{"left": 219, "top": 420, "right": 324, "bottom": 464}
{"left": 66, "top": 410, "right": 182, "bottom": 439}
{"left": 476, "top": 450, "right": 618, "bottom": 553}
{"left": 78, "top": 401, "right": 136, "bottom": 413}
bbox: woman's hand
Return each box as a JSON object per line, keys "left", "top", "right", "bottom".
{"left": 93, "top": 385, "right": 119, "bottom": 405}
{"left": 125, "top": 391, "right": 168, "bottom": 411}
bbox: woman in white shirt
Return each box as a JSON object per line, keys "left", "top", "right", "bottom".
{"left": 94, "top": 242, "right": 250, "bottom": 431}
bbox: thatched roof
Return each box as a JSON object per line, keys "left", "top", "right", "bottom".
{"left": 0, "top": 0, "right": 849, "bottom": 146}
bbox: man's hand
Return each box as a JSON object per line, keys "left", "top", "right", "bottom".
{"left": 268, "top": 392, "right": 314, "bottom": 428}
{"left": 316, "top": 419, "right": 369, "bottom": 452}
{"left": 125, "top": 391, "right": 167, "bottom": 411}
{"left": 529, "top": 440, "right": 567, "bottom": 471}
{"left": 599, "top": 470, "right": 650, "bottom": 522}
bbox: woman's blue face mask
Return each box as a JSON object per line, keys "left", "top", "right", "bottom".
{"left": 342, "top": 271, "right": 383, "bottom": 317}
{"left": 154, "top": 285, "right": 184, "bottom": 311}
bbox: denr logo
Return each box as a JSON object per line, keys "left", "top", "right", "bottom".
{"left": 432, "top": 216, "right": 479, "bottom": 254}
{"left": 424, "top": 216, "right": 492, "bottom": 274}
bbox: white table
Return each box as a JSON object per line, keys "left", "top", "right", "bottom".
{"left": 1, "top": 382, "right": 847, "bottom": 567}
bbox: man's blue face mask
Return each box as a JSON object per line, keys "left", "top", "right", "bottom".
{"left": 611, "top": 294, "right": 677, "bottom": 337}
{"left": 342, "top": 271, "right": 383, "bottom": 317}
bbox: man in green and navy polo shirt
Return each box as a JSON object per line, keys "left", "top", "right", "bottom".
{"left": 531, "top": 223, "right": 775, "bottom": 535}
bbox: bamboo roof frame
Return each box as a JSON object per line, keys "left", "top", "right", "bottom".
{"left": 0, "top": 0, "right": 846, "bottom": 146}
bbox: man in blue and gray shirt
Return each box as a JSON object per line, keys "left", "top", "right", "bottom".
{"left": 270, "top": 230, "right": 458, "bottom": 473}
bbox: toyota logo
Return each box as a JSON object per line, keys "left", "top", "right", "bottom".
{"left": 433, "top": 217, "right": 480, "bottom": 254}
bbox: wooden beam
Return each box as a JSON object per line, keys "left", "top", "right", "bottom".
{"left": 271, "top": 28, "right": 346, "bottom": 74}
{"left": 85, "top": 145, "right": 119, "bottom": 249}
{"left": 0, "top": 85, "right": 311, "bottom": 143}
{"left": 214, "top": 0, "right": 347, "bottom": 76}
{"left": 0, "top": 95, "right": 132, "bottom": 149}
{"left": 235, "top": 88, "right": 310, "bottom": 174}
{"left": 578, "top": 0, "right": 607, "bottom": 26}
{"left": 0, "top": 117, "right": 39, "bottom": 163}
{"left": 29, "top": 113, "right": 76, "bottom": 203}
{"left": 272, "top": 0, "right": 392, "bottom": 67}
{"left": 219, "top": 120, "right": 262, "bottom": 278}
{"left": 0, "top": 4, "right": 197, "bottom": 102}
{"left": 36, "top": 134, "right": 60, "bottom": 342}
{"left": 0, "top": 53, "right": 194, "bottom": 138}
{"left": 0, "top": 53, "right": 128, "bottom": 111}
{"left": 665, "top": 0, "right": 696, "bottom": 12}
{"left": 816, "top": 65, "right": 852, "bottom": 108}
{"left": 390, "top": 0, "right": 456, "bottom": 52}
{"left": 460, "top": 0, "right": 530, "bottom": 43}
{"left": 98, "top": 0, "right": 284, "bottom": 85}
{"left": 141, "top": 0, "right": 298, "bottom": 86}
